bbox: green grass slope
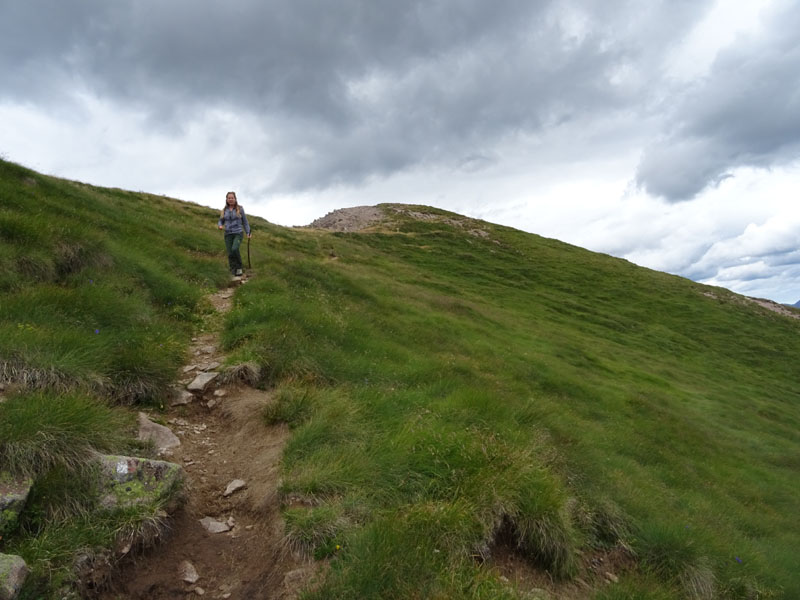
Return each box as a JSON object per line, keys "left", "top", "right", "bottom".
{"left": 2, "top": 159, "right": 799, "bottom": 598}
{"left": 0, "top": 158, "right": 269, "bottom": 594}
{"left": 226, "top": 206, "right": 800, "bottom": 598}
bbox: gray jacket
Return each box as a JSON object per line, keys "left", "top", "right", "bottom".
{"left": 218, "top": 206, "right": 251, "bottom": 235}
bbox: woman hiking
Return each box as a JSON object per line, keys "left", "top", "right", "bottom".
{"left": 217, "top": 191, "right": 251, "bottom": 277}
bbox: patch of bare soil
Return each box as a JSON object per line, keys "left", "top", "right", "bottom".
{"left": 98, "top": 277, "right": 318, "bottom": 600}
{"left": 487, "top": 540, "right": 634, "bottom": 599}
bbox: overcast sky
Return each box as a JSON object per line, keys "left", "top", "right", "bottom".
{"left": 2, "top": 0, "right": 799, "bottom": 303}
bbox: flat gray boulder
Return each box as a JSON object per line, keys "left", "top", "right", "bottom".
{"left": 97, "top": 455, "right": 184, "bottom": 510}
{"left": 0, "top": 553, "right": 29, "bottom": 600}
{"left": 138, "top": 412, "right": 181, "bottom": 453}
{"left": 0, "top": 473, "right": 32, "bottom": 536}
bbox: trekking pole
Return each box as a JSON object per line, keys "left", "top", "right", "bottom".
{"left": 247, "top": 235, "right": 252, "bottom": 269}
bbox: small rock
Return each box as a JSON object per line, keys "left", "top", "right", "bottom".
{"left": 179, "top": 560, "right": 200, "bottom": 583}
{"left": 182, "top": 365, "right": 197, "bottom": 373}
{"left": 213, "top": 389, "right": 227, "bottom": 397}
{"left": 605, "top": 572, "right": 619, "bottom": 583}
{"left": 199, "top": 517, "right": 230, "bottom": 534}
{"left": 0, "top": 553, "right": 29, "bottom": 600}
{"left": 170, "top": 390, "right": 194, "bottom": 407}
{"left": 223, "top": 479, "right": 247, "bottom": 497}
{"left": 226, "top": 516, "right": 236, "bottom": 529}
{"left": 193, "top": 586, "right": 205, "bottom": 596}
{"left": 202, "top": 361, "right": 221, "bottom": 371}
{"left": 137, "top": 413, "right": 181, "bottom": 453}
{"left": 200, "top": 345, "right": 216, "bottom": 355}
{"left": 0, "top": 473, "right": 33, "bottom": 535}
{"left": 187, "top": 372, "right": 218, "bottom": 394}
{"left": 206, "top": 399, "right": 217, "bottom": 409}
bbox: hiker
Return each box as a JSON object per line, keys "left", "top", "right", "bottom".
{"left": 217, "top": 191, "right": 251, "bottom": 277}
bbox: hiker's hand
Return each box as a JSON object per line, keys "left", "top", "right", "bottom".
{"left": 218, "top": 225, "right": 223, "bottom": 230}
{"left": 247, "top": 234, "right": 252, "bottom": 238}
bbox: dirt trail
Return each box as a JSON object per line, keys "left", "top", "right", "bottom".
{"left": 100, "top": 279, "right": 315, "bottom": 599}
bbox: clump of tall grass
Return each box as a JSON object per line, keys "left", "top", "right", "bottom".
{"left": 263, "top": 385, "right": 317, "bottom": 427}
{"left": 284, "top": 503, "right": 350, "bottom": 559}
{"left": 0, "top": 391, "right": 129, "bottom": 477}
{"left": 635, "top": 522, "right": 716, "bottom": 600}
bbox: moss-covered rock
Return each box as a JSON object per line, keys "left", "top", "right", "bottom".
{"left": 0, "top": 473, "right": 32, "bottom": 537}
{"left": 96, "top": 455, "right": 183, "bottom": 510}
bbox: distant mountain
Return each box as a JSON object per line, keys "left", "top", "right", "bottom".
{"left": 794, "top": 300, "right": 800, "bottom": 308}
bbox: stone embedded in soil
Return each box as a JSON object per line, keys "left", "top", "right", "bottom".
{"left": 179, "top": 560, "right": 200, "bottom": 584}
{"left": 137, "top": 413, "right": 181, "bottom": 453}
{"left": 182, "top": 365, "right": 197, "bottom": 373}
{"left": 200, "top": 345, "right": 216, "bottom": 355}
{"left": 187, "top": 372, "right": 218, "bottom": 393}
{"left": 97, "top": 455, "right": 184, "bottom": 510}
{"left": 0, "top": 473, "right": 33, "bottom": 536}
{"left": 171, "top": 390, "right": 194, "bottom": 407}
{"left": 223, "top": 479, "right": 247, "bottom": 497}
{"left": 213, "top": 389, "right": 227, "bottom": 397}
{"left": 202, "top": 361, "right": 221, "bottom": 371}
{"left": 0, "top": 553, "right": 29, "bottom": 600}
{"left": 199, "top": 517, "right": 230, "bottom": 534}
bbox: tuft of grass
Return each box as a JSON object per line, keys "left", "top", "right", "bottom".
{"left": 0, "top": 391, "right": 130, "bottom": 477}
{"left": 263, "top": 385, "right": 317, "bottom": 427}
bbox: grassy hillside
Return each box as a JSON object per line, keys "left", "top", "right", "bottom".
{"left": 0, "top": 159, "right": 268, "bottom": 595}
{"left": 2, "top": 160, "right": 799, "bottom": 598}
{"left": 225, "top": 207, "right": 800, "bottom": 598}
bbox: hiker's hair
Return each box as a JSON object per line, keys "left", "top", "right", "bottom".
{"left": 221, "top": 191, "right": 241, "bottom": 217}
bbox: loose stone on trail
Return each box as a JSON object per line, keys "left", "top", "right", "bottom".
{"left": 187, "top": 372, "right": 218, "bottom": 394}
{"left": 179, "top": 560, "right": 200, "bottom": 584}
{"left": 138, "top": 413, "right": 181, "bottom": 454}
{"left": 171, "top": 390, "right": 194, "bottom": 407}
{"left": 223, "top": 479, "right": 247, "bottom": 497}
{"left": 199, "top": 516, "right": 231, "bottom": 534}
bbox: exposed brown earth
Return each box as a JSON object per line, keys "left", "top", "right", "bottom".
{"left": 97, "top": 279, "right": 319, "bottom": 600}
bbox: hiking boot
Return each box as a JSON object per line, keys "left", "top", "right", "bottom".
{"left": 235, "top": 269, "right": 243, "bottom": 276}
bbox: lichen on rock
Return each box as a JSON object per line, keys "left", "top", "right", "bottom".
{"left": 97, "top": 455, "right": 183, "bottom": 510}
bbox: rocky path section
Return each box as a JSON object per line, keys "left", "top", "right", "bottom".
{"left": 100, "top": 279, "right": 316, "bottom": 599}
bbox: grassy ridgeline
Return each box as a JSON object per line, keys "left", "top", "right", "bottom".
{"left": 0, "top": 158, "right": 268, "bottom": 593}
{"left": 224, "top": 207, "right": 800, "bottom": 598}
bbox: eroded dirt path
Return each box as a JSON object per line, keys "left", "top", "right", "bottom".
{"left": 101, "top": 280, "right": 315, "bottom": 599}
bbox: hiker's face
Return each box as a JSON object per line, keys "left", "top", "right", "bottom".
{"left": 226, "top": 194, "right": 236, "bottom": 206}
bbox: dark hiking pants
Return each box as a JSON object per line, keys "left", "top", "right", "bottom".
{"left": 224, "top": 233, "right": 244, "bottom": 273}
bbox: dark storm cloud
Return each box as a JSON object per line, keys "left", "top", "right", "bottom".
{"left": 1, "top": 0, "right": 711, "bottom": 191}
{"left": 636, "top": 1, "right": 800, "bottom": 202}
